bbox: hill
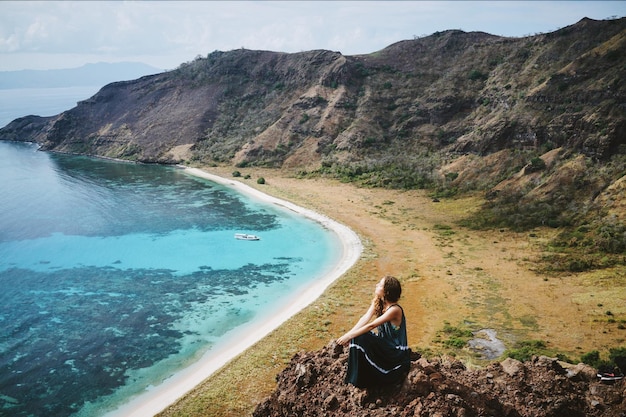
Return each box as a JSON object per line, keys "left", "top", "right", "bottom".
{"left": 1, "top": 17, "right": 625, "bottom": 416}
{"left": 1, "top": 17, "right": 624, "bottom": 274}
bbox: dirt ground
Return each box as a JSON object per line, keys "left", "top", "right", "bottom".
{"left": 212, "top": 167, "right": 625, "bottom": 358}
{"left": 159, "top": 166, "right": 625, "bottom": 417}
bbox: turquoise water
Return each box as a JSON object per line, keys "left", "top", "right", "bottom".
{"left": 0, "top": 141, "right": 341, "bottom": 416}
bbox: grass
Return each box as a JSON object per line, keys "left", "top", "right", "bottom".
{"left": 158, "top": 259, "right": 372, "bottom": 417}
{"left": 436, "top": 322, "right": 474, "bottom": 349}
{"left": 505, "top": 340, "right": 547, "bottom": 361}
{"left": 158, "top": 167, "right": 626, "bottom": 417}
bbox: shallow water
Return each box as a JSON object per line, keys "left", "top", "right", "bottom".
{"left": 0, "top": 141, "right": 341, "bottom": 416}
{"left": 468, "top": 329, "right": 506, "bottom": 360}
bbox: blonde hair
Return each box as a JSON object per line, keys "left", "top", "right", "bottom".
{"left": 372, "top": 275, "right": 402, "bottom": 317}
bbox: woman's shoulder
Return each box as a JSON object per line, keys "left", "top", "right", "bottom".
{"left": 387, "top": 304, "right": 404, "bottom": 320}
{"left": 389, "top": 304, "right": 405, "bottom": 321}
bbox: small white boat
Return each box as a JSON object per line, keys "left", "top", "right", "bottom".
{"left": 234, "top": 233, "right": 260, "bottom": 241}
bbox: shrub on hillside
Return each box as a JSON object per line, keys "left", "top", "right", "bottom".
{"left": 610, "top": 347, "right": 626, "bottom": 373}
{"left": 526, "top": 157, "right": 546, "bottom": 173}
{"left": 596, "top": 219, "right": 626, "bottom": 254}
{"left": 582, "top": 348, "right": 626, "bottom": 372}
{"left": 505, "top": 340, "right": 549, "bottom": 362}
{"left": 436, "top": 322, "right": 473, "bottom": 350}
{"left": 468, "top": 69, "right": 488, "bottom": 81}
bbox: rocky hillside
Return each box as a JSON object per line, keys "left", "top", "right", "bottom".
{"left": 2, "top": 17, "right": 623, "bottom": 168}
{"left": 253, "top": 342, "right": 626, "bottom": 417}
{"left": 1, "top": 17, "right": 625, "bottom": 266}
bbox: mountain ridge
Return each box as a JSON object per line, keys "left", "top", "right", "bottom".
{"left": 2, "top": 18, "right": 622, "bottom": 165}
{"left": 1, "top": 16, "right": 625, "bottom": 271}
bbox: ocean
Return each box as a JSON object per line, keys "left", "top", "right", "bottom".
{"left": 0, "top": 86, "right": 102, "bottom": 128}
{"left": 0, "top": 89, "right": 344, "bottom": 416}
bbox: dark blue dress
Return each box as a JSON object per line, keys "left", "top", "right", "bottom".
{"left": 346, "top": 304, "right": 410, "bottom": 388}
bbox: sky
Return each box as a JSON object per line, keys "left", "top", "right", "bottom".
{"left": 1, "top": 1, "right": 625, "bottom": 72}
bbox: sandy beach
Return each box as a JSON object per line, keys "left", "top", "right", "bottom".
{"left": 102, "top": 167, "right": 363, "bottom": 417}
{"left": 105, "top": 165, "right": 624, "bottom": 417}
{"left": 152, "top": 165, "right": 626, "bottom": 417}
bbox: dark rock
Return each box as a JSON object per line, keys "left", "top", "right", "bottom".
{"left": 253, "top": 342, "right": 626, "bottom": 417}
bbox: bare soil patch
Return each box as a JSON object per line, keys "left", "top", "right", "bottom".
{"left": 234, "top": 168, "right": 624, "bottom": 354}
{"left": 159, "top": 166, "right": 626, "bottom": 417}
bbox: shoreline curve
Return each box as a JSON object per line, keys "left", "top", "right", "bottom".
{"left": 102, "top": 167, "right": 363, "bottom": 417}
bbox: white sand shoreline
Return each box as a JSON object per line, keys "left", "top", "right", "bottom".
{"left": 102, "top": 167, "right": 363, "bottom": 417}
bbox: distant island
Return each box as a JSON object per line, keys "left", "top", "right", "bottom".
{"left": 0, "top": 62, "right": 163, "bottom": 89}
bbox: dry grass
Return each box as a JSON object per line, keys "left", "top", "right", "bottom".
{"left": 158, "top": 166, "right": 626, "bottom": 417}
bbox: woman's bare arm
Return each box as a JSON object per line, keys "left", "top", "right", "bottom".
{"left": 349, "top": 300, "right": 376, "bottom": 332}
{"left": 336, "top": 305, "right": 401, "bottom": 346}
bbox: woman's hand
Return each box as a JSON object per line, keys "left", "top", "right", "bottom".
{"left": 336, "top": 334, "right": 350, "bottom": 346}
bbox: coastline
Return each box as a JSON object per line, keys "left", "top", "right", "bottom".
{"left": 102, "top": 167, "right": 363, "bottom": 417}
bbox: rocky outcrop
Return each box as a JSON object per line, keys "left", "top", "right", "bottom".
{"left": 253, "top": 343, "right": 626, "bottom": 417}
{"left": 0, "top": 115, "right": 58, "bottom": 144}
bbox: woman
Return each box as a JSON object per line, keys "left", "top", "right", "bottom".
{"left": 336, "top": 275, "right": 410, "bottom": 388}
